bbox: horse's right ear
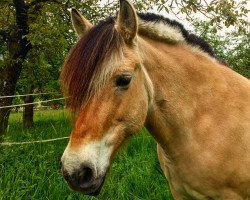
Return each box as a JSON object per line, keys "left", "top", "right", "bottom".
{"left": 71, "top": 8, "right": 92, "bottom": 38}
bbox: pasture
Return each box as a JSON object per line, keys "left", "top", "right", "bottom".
{"left": 0, "top": 110, "right": 172, "bottom": 200}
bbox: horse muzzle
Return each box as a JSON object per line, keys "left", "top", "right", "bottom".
{"left": 62, "top": 166, "right": 106, "bottom": 196}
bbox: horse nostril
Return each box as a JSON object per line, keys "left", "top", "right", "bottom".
{"left": 78, "top": 167, "right": 93, "bottom": 188}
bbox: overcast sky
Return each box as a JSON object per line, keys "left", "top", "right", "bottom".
{"left": 101, "top": 0, "right": 250, "bottom": 35}
{"left": 149, "top": 0, "right": 250, "bottom": 34}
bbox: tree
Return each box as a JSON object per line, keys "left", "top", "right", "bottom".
{"left": 22, "top": 85, "right": 34, "bottom": 128}
{"left": 193, "top": 20, "right": 250, "bottom": 79}
{"left": 0, "top": 0, "right": 114, "bottom": 138}
{"left": 0, "top": 0, "right": 249, "bottom": 139}
{"left": 134, "top": 0, "right": 249, "bottom": 34}
{"left": 0, "top": 0, "right": 31, "bottom": 139}
{"left": 226, "top": 32, "right": 250, "bottom": 78}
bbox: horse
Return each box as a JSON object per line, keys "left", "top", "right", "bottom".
{"left": 60, "top": 0, "right": 250, "bottom": 199}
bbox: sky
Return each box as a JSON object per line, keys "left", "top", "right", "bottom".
{"left": 149, "top": 0, "right": 250, "bottom": 34}
{"left": 101, "top": 0, "right": 250, "bottom": 34}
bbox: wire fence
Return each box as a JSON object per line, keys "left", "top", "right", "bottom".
{"left": 0, "top": 93, "right": 69, "bottom": 145}
{"left": 0, "top": 97, "right": 66, "bottom": 109}
{"left": 0, "top": 137, "right": 69, "bottom": 146}
{"left": 0, "top": 92, "right": 60, "bottom": 99}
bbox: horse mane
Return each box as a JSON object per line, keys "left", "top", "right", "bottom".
{"left": 137, "top": 13, "right": 216, "bottom": 58}
{"left": 61, "top": 13, "right": 219, "bottom": 112}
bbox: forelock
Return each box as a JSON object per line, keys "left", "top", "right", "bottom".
{"left": 61, "top": 17, "right": 124, "bottom": 112}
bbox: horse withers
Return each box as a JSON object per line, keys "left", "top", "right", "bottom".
{"left": 60, "top": 0, "right": 250, "bottom": 199}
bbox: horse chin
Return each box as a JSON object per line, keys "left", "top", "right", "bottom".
{"left": 85, "top": 174, "right": 106, "bottom": 196}
{"left": 87, "top": 177, "right": 106, "bottom": 196}
{"left": 68, "top": 173, "right": 107, "bottom": 196}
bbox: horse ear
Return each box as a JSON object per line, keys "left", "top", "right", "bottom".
{"left": 71, "top": 8, "right": 92, "bottom": 38}
{"left": 116, "top": 0, "right": 138, "bottom": 44}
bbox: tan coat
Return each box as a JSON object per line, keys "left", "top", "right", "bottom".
{"left": 61, "top": 1, "right": 250, "bottom": 199}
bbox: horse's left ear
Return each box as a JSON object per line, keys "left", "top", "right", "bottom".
{"left": 116, "top": 0, "right": 138, "bottom": 44}
{"left": 71, "top": 8, "right": 92, "bottom": 38}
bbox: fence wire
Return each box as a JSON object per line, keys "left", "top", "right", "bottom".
{"left": 0, "top": 94, "right": 69, "bottom": 146}
{"left": 0, "top": 92, "right": 60, "bottom": 99}
{"left": 0, "top": 137, "right": 69, "bottom": 146}
{"left": 0, "top": 97, "right": 66, "bottom": 109}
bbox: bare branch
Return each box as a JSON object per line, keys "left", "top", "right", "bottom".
{"left": 203, "top": 0, "right": 209, "bottom": 7}
{"left": 170, "top": 0, "right": 175, "bottom": 8}
{"left": 168, "top": 6, "right": 184, "bottom": 21}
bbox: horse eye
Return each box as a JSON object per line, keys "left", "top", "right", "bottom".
{"left": 116, "top": 74, "right": 132, "bottom": 88}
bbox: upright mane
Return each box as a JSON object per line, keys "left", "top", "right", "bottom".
{"left": 61, "top": 13, "right": 217, "bottom": 112}
{"left": 137, "top": 13, "right": 216, "bottom": 58}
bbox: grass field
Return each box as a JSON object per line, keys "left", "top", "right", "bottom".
{"left": 0, "top": 110, "right": 173, "bottom": 200}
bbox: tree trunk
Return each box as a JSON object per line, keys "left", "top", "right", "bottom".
{"left": 23, "top": 86, "right": 34, "bottom": 128}
{"left": 0, "top": 60, "right": 28, "bottom": 139}
{"left": 0, "top": 61, "right": 25, "bottom": 140}
{"left": 0, "top": 105, "right": 11, "bottom": 142}
{"left": 0, "top": 0, "right": 31, "bottom": 139}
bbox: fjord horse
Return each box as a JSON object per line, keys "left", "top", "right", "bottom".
{"left": 60, "top": 0, "right": 250, "bottom": 199}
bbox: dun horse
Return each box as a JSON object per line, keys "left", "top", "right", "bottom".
{"left": 60, "top": 0, "right": 250, "bottom": 199}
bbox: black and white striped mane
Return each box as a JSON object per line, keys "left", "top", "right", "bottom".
{"left": 137, "top": 13, "right": 216, "bottom": 58}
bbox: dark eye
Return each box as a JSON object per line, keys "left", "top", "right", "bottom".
{"left": 115, "top": 74, "right": 132, "bottom": 88}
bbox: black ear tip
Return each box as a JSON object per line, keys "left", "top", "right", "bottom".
{"left": 120, "top": 0, "right": 131, "bottom": 5}
{"left": 71, "top": 8, "right": 82, "bottom": 18}
{"left": 71, "top": 8, "right": 78, "bottom": 14}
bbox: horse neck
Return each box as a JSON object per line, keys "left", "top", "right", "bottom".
{"left": 138, "top": 36, "right": 220, "bottom": 157}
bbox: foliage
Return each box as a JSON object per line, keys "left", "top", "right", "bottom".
{"left": 193, "top": 20, "right": 250, "bottom": 79}
{"left": 1, "top": 0, "right": 119, "bottom": 105}
{"left": 0, "top": 0, "right": 249, "bottom": 97}
{"left": 0, "top": 110, "right": 172, "bottom": 200}
{"left": 226, "top": 32, "right": 250, "bottom": 78}
{"left": 0, "top": 0, "right": 249, "bottom": 136}
{"left": 103, "top": 0, "right": 249, "bottom": 34}
{"left": 135, "top": 0, "right": 249, "bottom": 34}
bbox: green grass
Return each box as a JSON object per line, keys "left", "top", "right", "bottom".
{"left": 0, "top": 110, "right": 173, "bottom": 200}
